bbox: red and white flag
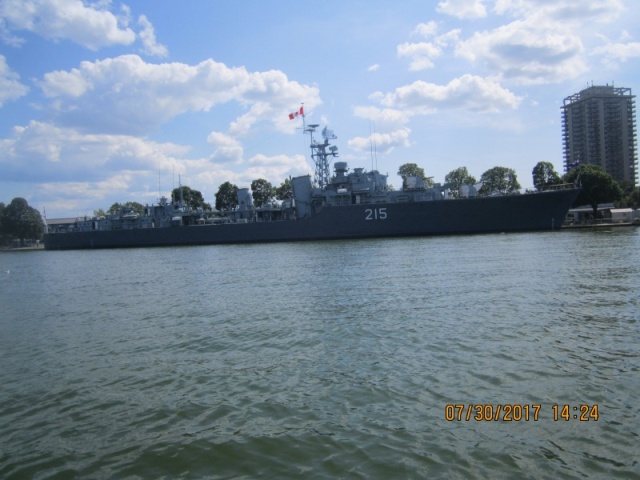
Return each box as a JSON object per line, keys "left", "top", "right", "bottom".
{"left": 288, "top": 106, "right": 304, "bottom": 120}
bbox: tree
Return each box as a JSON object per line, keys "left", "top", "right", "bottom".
{"left": 275, "top": 178, "right": 293, "bottom": 200}
{"left": 171, "top": 185, "right": 211, "bottom": 210}
{"left": 445, "top": 167, "right": 477, "bottom": 198}
{"left": 618, "top": 187, "right": 640, "bottom": 209}
{"left": 93, "top": 208, "right": 107, "bottom": 217}
{"left": 532, "top": 161, "right": 561, "bottom": 191}
{"left": 563, "top": 164, "right": 623, "bottom": 217}
{"left": 109, "top": 201, "right": 144, "bottom": 215}
{"left": 1, "top": 197, "right": 44, "bottom": 246}
{"left": 0, "top": 202, "right": 8, "bottom": 246}
{"left": 250, "top": 179, "right": 275, "bottom": 207}
{"left": 108, "top": 202, "right": 123, "bottom": 214}
{"left": 215, "top": 182, "right": 238, "bottom": 211}
{"left": 398, "top": 163, "right": 433, "bottom": 188}
{"left": 615, "top": 181, "right": 640, "bottom": 209}
{"left": 124, "top": 202, "right": 144, "bottom": 214}
{"left": 479, "top": 167, "right": 521, "bottom": 196}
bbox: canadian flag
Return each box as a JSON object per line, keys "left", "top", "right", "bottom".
{"left": 288, "top": 106, "right": 304, "bottom": 120}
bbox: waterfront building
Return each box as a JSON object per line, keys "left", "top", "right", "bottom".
{"left": 561, "top": 85, "right": 637, "bottom": 186}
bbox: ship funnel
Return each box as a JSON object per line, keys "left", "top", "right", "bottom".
{"left": 237, "top": 188, "right": 254, "bottom": 211}
{"left": 291, "top": 175, "right": 313, "bottom": 218}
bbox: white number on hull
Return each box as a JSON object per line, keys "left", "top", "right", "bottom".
{"left": 365, "top": 208, "right": 387, "bottom": 220}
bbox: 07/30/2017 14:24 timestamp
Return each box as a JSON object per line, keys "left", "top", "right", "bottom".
{"left": 444, "top": 404, "right": 599, "bottom": 422}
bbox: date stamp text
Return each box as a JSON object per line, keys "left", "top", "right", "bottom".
{"left": 444, "top": 404, "right": 599, "bottom": 422}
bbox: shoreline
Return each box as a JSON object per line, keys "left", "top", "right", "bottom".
{"left": 0, "top": 244, "right": 45, "bottom": 252}
{"left": 562, "top": 221, "right": 640, "bottom": 229}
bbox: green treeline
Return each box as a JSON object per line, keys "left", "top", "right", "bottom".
{"left": 0, "top": 198, "right": 45, "bottom": 247}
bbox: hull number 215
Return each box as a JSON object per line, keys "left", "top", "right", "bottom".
{"left": 365, "top": 208, "right": 387, "bottom": 220}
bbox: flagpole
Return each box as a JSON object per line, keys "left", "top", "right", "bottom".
{"left": 289, "top": 103, "right": 308, "bottom": 176}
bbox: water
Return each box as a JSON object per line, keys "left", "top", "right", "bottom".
{"left": 1, "top": 229, "right": 638, "bottom": 479}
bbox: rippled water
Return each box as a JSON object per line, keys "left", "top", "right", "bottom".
{"left": 1, "top": 229, "right": 639, "bottom": 479}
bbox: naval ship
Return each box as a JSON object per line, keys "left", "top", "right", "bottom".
{"left": 44, "top": 120, "right": 580, "bottom": 250}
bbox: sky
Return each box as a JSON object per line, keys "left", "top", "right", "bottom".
{"left": 0, "top": 0, "right": 639, "bottom": 218}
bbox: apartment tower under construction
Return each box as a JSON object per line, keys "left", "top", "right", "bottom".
{"left": 561, "top": 85, "right": 637, "bottom": 186}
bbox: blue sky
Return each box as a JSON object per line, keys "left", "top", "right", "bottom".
{"left": 1, "top": 0, "right": 638, "bottom": 218}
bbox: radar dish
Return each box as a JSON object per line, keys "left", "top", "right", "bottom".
{"left": 322, "top": 127, "right": 337, "bottom": 140}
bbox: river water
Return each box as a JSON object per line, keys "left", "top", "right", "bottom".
{"left": 0, "top": 228, "right": 638, "bottom": 479}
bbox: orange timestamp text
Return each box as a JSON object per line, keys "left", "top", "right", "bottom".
{"left": 444, "top": 404, "right": 599, "bottom": 422}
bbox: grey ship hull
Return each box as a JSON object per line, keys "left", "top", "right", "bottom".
{"left": 44, "top": 188, "right": 580, "bottom": 250}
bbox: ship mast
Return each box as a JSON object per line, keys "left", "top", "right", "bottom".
{"left": 304, "top": 120, "right": 339, "bottom": 189}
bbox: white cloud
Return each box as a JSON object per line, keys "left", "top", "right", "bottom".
{"left": 367, "top": 64, "right": 380, "bottom": 72}
{"left": 0, "top": 16, "right": 24, "bottom": 46}
{"left": 208, "top": 131, "right": 244, "bottom": 164}
{"left": 353, "top": 106, "right": 408, "bottom": 126}
{"left": 372, "top": 75, "right": 522, "bottom": 114}
{"left": 207, "top": 131, "right": 242, "bottom": 149}
{"left": 228, "top": 101, "right": 273, "bottom": 137}
{"left": 0, "top": 55, "right": 29, "bottom": 106}
{"left": 353, "top": 76, "right": 521, "bottom": 157}
{"left": 2, "top": 51, "right": 320, "bottom": 215}
{"left": 1, "top": 119, "right": 310, "bottom": 215}
{"left": 245, "top": 153, "right": 310, "bottom": 184}
{"left": 436, "top": 28, "right": 462, "bottom": 47}
{"left": 138, "top": 14, "right": 168, "bottom": 57}
{"left": 455, "top": 19, "right": 587, "bottom": 84}
{"left": 397, "top": 42, "right": 442, "bottom": 71}
{"left": 347, "top": 128, "right": 412, "bottom": 154}
{"left": 0, "top": 0, "right": 136, "bottom": 49}
{"left": 0, "top": 121, "right": 190, "bottom": 183}
{"left": 414, "top": 21, "right": 438, "bottom": 37}
{"left": 398, "top": 25, "right": 460, "bottom": 71}
{"left": 592, "top": 40, "right": 640, "bottom": 64}
{"left": 36, "top": 178, "right": 133, "bottom": 216}
{"left": 437, "top": 0, "right": 487, "bottom": 19}
{"left": 494, "top": 0, "right": 625, "bottom": 23}
{"left": 40, "top": 64, "right": 92, "bottom": 98}
{"left": 38, "top": 55, "right": 321, "bottom": 135}
{"left": 1, "top": 116, "right": 314, "bottom": 205}
{"left": 440, "top": 0, "right": 627, "bottom": 84}
{"left": 194, "top": 152, "right": 309, "bottom": 192}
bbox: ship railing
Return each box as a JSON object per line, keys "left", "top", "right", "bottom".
{"left": 538, "top": 183, "right": 578, "bottom": 192}
{"left": 517, "top": 183, "right": 578, "bottom": 194}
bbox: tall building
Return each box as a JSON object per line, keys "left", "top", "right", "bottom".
{"left": 561, "top": 85, "right": 637, "bottom": 186}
